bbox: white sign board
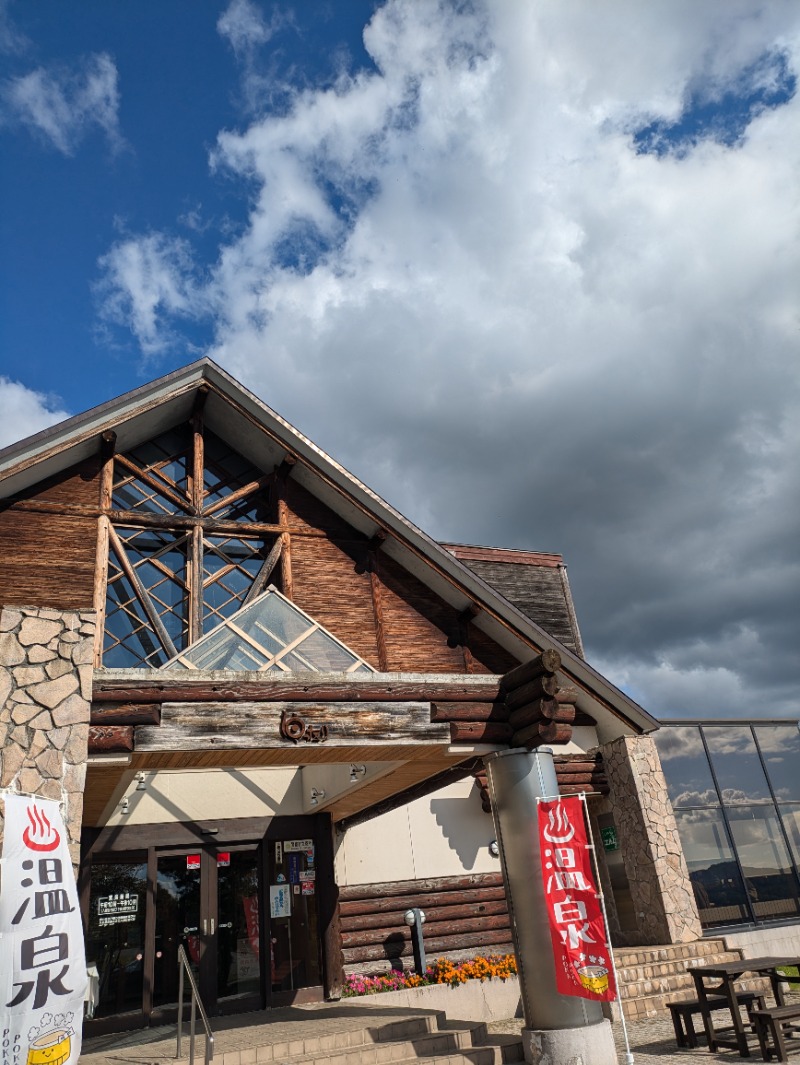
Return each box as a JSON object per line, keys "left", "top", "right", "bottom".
{"left": 283, "top": 840, "right": 314, "bottom": 853}
{"left": 0, "top": 794, "right": 88, "bottom": 1065}
{"left": 269, "top": 884, "right": 292, "bottom": 919}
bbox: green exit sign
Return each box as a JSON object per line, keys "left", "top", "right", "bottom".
{"left": 601, "top": 826, "right": 619, "bottom": 852}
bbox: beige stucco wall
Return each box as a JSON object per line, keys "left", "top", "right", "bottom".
{"left": 104, "top": 766, "right": 305, "bottom": 825}
{"left": 335, "top": 777, "right": 501, "bottom": 886}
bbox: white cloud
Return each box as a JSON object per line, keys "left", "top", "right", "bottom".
{"left": 217, "top": 0, "right": 275, "bottom": 57}
{"left": 0, "top": 378, "right": 69, "bottom": 449}
{"left": 3, "top": 51, "right": 122, "bottom": 155}
{"left": 97, "top": 233, "right": 208, "bottom": 357}
{"left": 97, "top": 0, "right": 800, "bottom": 717}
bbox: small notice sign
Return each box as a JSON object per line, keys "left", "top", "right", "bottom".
{"left": 601, "top": 827, "right": 618, "bottom": 852}
{"left": 186, "top": 854, "right": 201, "bottom": 870}
{"left": 299, "top": 869, "right": 315, "bottom": 882}
{"left": 98, "top": 893, "right": 138, "bottom": 917}
{"left": 301, "top": 882, "right": 315, "bottom": 896}
{"left": 269, "top": 884, "right": 291, "bottom": 919}
{"left": 217, "top": 852, "right": 231, "bottom": 867}
{"left": 284, "top": 839, "right": 313, "bottom": 852}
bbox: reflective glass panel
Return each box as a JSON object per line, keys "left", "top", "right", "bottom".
{"left": 217, "top": 850, "right": 262, "bottom": 1001}
{"left": 162, "top": 587, "right": 374, "bottom": 673}
{"left": 653, "top": 727, "right": 718, "bottom": 808}
{"left": 755, "top": 725, "right": 800, "bottom": 803}
{"left": 674, "top": 808, "right": 750, "bottom": 927}
{"left": 154, "top": 855, "right": 202, "bottom": 1008}
{"left": 725, "top": 805, "right": 800, "bottom": 921}
{"left": 86, "top": 859, "right": 147, "bottom": 1018}
{"left": 704, "top": 726, "right": 771, "bottom": 804}
{"left": 267, "top": 840, "right": 321, "bottom": 994}
{"left": 779, "top": 804, "right": 800, "bottom": 869}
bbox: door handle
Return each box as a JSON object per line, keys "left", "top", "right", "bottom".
{"left": 210, "top": 918, "right": 215, "bottom": 935}
{"left": 202, "top": 919, "right": 207, "bottom": 935}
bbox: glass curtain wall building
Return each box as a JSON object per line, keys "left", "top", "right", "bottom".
{"left": 655, "top": 722, "right": 800, "bottom": 929}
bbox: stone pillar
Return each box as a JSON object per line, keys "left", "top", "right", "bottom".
{"left": 0, "top": 606, "right": 95, "bottom": 872}
{"left": 602, "top": 735, "right": 702, "bottom": 944}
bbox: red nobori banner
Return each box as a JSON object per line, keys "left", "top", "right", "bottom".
{"left": 538, "top": 796, "right": 617, "bottom": 1002}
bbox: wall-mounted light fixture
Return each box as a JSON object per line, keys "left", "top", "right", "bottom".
{"left": 120, "top": 797, "right": 130, "bottom": 813}
{"left": 310, "top": 787, "right": 326, "bottom": 806}
{"left": 489, "top": 840, "right": 500, "bottom": 857}
{"left": 134, "top": 771, "right": 147, "bottom": 791}
{"left": 349, "top": 764, "right": 367, "bottom": 784}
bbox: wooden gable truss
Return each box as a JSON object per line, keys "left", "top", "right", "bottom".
{"left": 0, "top": 360, "right": 658, "bottom": 829}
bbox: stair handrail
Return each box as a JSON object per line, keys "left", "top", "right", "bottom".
{"left": 177, "top": 944, "right": 215, "bottom": 1064}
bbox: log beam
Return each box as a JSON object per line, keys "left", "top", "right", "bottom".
{"left": 91, "top": 703, "right": 162, "bottom": 726}
{"left": 93, "top": 674, "right": 505, "bottom": 704}
{"left": 135, "top": 701, "right": 450, "bottom": 752}
{"left": 88, "top": 725, "right": 134, "bottom": 753}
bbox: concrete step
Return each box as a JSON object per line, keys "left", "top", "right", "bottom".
{"left": 615, "top": 937, "right": 729, "bottom": 967}
{"left": 236, "top": 1022, "right": 487, "bottom": 1065}
{"left": 187, "top": 1015, "right": 523, "bottom": 1065}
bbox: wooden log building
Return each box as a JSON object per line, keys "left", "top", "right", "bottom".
{"left": 0, "top": 360, "right": 703, "bottom": 1035}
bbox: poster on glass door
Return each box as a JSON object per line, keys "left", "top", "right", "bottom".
{"left": 0, "top": 794, "right": 88, "bottom": 1065}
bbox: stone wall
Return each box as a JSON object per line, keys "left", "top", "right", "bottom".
{"left": 0, "top": 606, "right": 95, "bottom": 870}
{"left": 602, "top": 734, "right": 702, "bottom": 945}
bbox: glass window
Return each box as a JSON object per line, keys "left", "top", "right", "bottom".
{"left": 725, "top": 805, "right": 800, "bottom": 921}
{"left": 163, "top": 587, "right": 374, "bottom": 673}
{"left": 704, "top": 726, "right": 771, "bottom": 804}
{"left": 674, "top": 808, "right": 751, "bottom": 927}
{"left": 653, "top": 726, "right": 718, "bottom": 808}
{"left": 86, "top": 859, "right": 147, "bottom": 1018}
{"left": 755, "top": 725, "right": 800, "bottom": 803}
{"left": 779, "top": 804, "right": 800, "bottom": 869}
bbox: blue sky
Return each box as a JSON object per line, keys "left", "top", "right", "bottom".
{"left": 1, "top": 0, "right": 799, "bottom": 720}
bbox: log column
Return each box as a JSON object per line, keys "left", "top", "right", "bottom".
{"left": 0, "top": 606, "right": 95, "bottom": 872}
{"left": 601, "top": 735, "right": 702, "bottom": 945}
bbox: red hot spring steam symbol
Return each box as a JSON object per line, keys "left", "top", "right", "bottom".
{"left": 542, "top": 802, "right": 576, "bottom": 844}
{"left": 22, "top": 804, "right": 61, "bottom": 851}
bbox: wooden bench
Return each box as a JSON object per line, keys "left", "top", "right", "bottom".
{"left": 751, "top": 1004, "right": 800, "bottom": 1062}
{"left": 667, "top": 991, "right": 765, "bottom": 1049}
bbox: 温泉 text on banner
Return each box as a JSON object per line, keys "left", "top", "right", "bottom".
{"left": 0, "top": 794, "right": 88, "bottom": 1065}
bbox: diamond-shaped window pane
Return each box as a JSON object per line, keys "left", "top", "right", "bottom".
{"left": 202, "top": 430, "right": 268, "bottom": 518}
{"left": 130, "top": 428, "right": 191, "bottom": 491}
{"left": 161, "top": 587, "right": 374, "bottom": 673}
{"left": 104, "top": 566, "right": 168, "bottom": 668}
{"left": 113, "top": 427, "right": 192, "bottom": 514}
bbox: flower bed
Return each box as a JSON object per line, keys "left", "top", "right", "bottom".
{"left": 342, "top": 954, "right": 518, "bottom": 997}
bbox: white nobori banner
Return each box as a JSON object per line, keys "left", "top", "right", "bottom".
{"left": 0, "top": 794, "right": 87, "bottom": 1065}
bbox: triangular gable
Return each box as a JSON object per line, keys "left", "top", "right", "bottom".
{"left": 160, "top": 586, "right": 374, "bottom": 673}
{"left": 0, "top": 358, "right": 658, "bottom": 739}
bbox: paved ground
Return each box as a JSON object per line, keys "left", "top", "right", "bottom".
{"left": 80, "top": 998, "right": 795, "bottom": 1064}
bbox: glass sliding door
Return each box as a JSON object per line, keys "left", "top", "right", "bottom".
{"left": 85, "top": 858, "right": 148, "bottom": 1019}
{"left": 267, "top": 838, "right": 322, "bottom": 1003}
{"left": 216, "top": 848, "right": 262, "bottom": 1008}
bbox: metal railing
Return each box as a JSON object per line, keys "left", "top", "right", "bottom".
{"left": 177, "top": 945, "right": 214, "bottom": 1064}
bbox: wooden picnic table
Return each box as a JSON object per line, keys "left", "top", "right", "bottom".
{"left": 690, "top": 956, "right": 799, "bottom": 1057}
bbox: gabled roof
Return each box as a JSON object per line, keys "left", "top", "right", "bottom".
{"left": 0, "top": 358, "right": 657, "bottom": 741}
{"left": 443, "top": 544, "right": 584, "bottom": 657}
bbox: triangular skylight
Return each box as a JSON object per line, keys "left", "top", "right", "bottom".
{"left": 159, "top": 586, "right": 375, "bottom": 673}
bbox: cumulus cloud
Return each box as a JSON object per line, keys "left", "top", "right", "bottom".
{"left": 96, "top": 0, "right": 800, "bottom": 718}
{"left": 3, "top": 51, "right": 123, "bottom": 155}
{"left": 0, "top": 378, "right": 69, "bottom": 449}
